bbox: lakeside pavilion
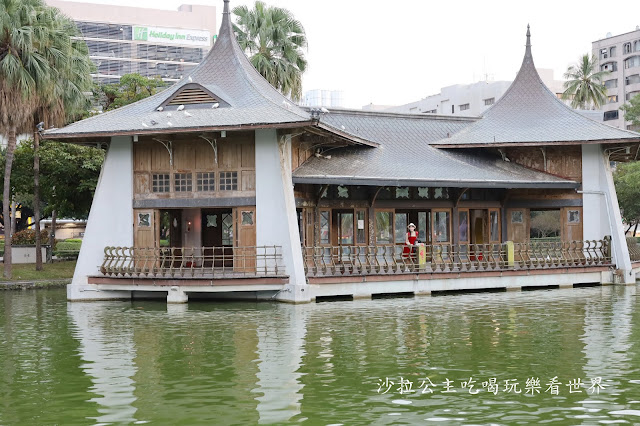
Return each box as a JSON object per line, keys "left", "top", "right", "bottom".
{"left": 47, "top": 1, "right": 640, "bottom": 303}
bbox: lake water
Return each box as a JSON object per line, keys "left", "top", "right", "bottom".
{"left": 2, "top": 286, "right": 640, "bottom": 425}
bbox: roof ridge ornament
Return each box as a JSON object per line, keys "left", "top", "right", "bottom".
{"left": 223, "top": 0, "right": 230, "bottom": 14}
{"left": 525, "top": 24, "right": 532, "bottom": 60}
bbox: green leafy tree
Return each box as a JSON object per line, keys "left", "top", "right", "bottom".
{"left": 1, "top": 0, "right": 92, "bottom": 277}
{"left": 233, "top": 1, "right": 307, "bottom": 101}
{"left": 614, "top": 161, "right": 640, "bottom": 235}
{"left": 561, "top": 54, "right": 609, "bottom": 109}
{"left": 1, "top": 140, "right": 104, "bottom": 220}
{"left": 620, "top": 93, "right": 640, "bottom": 129}
{"left": 94, "top": 73, "right": 164, "bottom": 112}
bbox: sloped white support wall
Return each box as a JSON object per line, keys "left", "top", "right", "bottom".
{"left": 255, "top": 129, "right": 309, "bottom": 303}
{"left": 68, "top": 136, "right": 134, "bottom": 300}
{"left": 582, "top": 144, "right": 633, "bottom": 283}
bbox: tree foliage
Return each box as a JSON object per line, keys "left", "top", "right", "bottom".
{"left": 620, "top": 93, "right": 640, "bottom": 128}
{"left": 1, "top": 0, "right": 93, "bottom": 277}
{"left": 1, "top": 140, "right": 104, "bottom": 222}
{"left": 92, "top": 73, "right": 164, "bottom": 112}
{"left": 614, "top": 161, "right": 640, "bottom": 227}
{"left": 233, "top": 1, "right": 307, "bottom": 101}
{"left": 561, "top": 54, "right": 609, "bottom": 109}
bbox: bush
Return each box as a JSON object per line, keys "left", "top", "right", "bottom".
{"left": 54, "top": 240, "right": 82, "bottom": 260}
{"left": 11, "top": 229, "right": 50, "bottom": 246}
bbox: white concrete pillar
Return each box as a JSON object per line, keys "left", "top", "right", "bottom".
{"left": 68, "top": 136, "right": 134, "bottom": 300}
{"left": 254, "top": 129, "right": 309, "bottom": 303}
{"left": 167, "top": 286, "right": 188, "bottom": 303}
{"left": 582, "top": 144, "right": 633, "bottom": 283}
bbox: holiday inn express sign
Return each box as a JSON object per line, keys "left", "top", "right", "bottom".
{"left": 133, "top": 26, "right": 212, "bottom": 47}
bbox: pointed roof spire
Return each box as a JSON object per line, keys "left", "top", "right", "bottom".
{"left": 431, "top": 25, "right": 640, "bottom": 148}
{"left": 45, "top": 0, "right": 313, "bottom": 137}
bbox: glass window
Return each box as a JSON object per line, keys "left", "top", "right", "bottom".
{"left": 152, "top": 173, "right": 170, "bottom": 192}
{"left": 375, "top": 211, "right": 392, "bottom": 244}
{"left": 568, "top": 210, "right": 580, "bottom": 223}
{"left": 395, "top": 213, "right": 408, "bottom": 243}
{"left": 337, "top": 186, "right": 349, "bottom": 198}
{"left": 434, "top": 211, "right": 450, "bottom": 243}
{"left": 174, "top": 173, "right": 192, "bottom": 192}
{"left": 197, "top": 172, "right": 215, "bottom": 191}
{"left": 418, "top": 211, "right": 428, "bottom": 242}
{"left": 434, "top": 187, "right": 448, "bottom": 199}
{"left": 396, "top": 187, "right": 409, "bottom": 198}
{"left": 221, "top": 213, "right": 234, "bottom": 245}
{"left": 604, "top": 79, "right": 617, "bottom": 89}
{"left": 458, "top": 211, "right": 469, "bottom": 242}
{"left": 137, "top": 212, "right": 151, "bottom": 227}
{"left": 604, "top": 110, "right": 619, "bottom": 121}
{"left": 610, "top": 46, "right": 617, "bottom": 57}
{"left": 320, "top": 211, "right": 330, "bottom": 244}
{"left": 484, "top": 98, "right": 495, "bottom": 106}
{"left": 417, "top": 187, "right": 429, "bottom": 198}
{"left": 338, "top": 212, "right": 354, "bottom": 245}
{"left": 356, "top": 210, "right": 366, "bottom": 244}
{"left": 490, "top": 211, "right": 500, "bottom": 242}
{"left": 530, "top": 210, "right": 561, "bottom": 240}
{"left": 511, "top": 211, "right": 523, "bottom": 223}
{"left": 219, "top": 171, "right": 238, "bottom": 190}
{"left": 241, "top": 211, "right": 254, "bottom": 226}
{"left": 626, "top": 74, "right": 640, "bottom": 85}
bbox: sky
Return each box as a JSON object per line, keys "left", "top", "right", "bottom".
{"left": 73, "top": 0, "right": 640, "bottom": 108}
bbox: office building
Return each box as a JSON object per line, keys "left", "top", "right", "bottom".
{"left": 47, "top": 0, "right": 217, "bottom": 84}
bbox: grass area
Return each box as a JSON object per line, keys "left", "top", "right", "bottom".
{"left": 0, "top": 261, "right": 76, "bottom": 282}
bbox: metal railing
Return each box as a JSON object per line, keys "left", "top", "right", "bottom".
{"left": 100, "top": 246, "right": 285, "bottom": 278}
{"left": 303, "top": 239, "right": 612, "bottom": 277}
{"left": 627, "top": 237, "right": 640, "bottom": 262}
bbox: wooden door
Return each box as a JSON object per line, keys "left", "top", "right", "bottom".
{"left": 507, "top": 208, "right": 529, "bottom": 243}
{"left": 562, "top": 207, "right": 583, "bottom": 241}
{"left": 202, "top": 209, "right": 233, "bottom": 268}
{"left": 235, "top": 206, "right": 256, "bottom": 273}
{"left": 133, "top": 209, "right": 156, "bottom": 272}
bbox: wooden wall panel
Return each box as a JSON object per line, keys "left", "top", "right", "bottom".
{"left": 151, "top": 143, "right": 170, "bottom": 170}
{"left": 194, "top": 139, "right": 216, "bottom": 169}
{"left": 133, "top": 142, "right": 152, "bottom": 171}
{"left": 507, "top": 208, "right": 529, "bottom": 243}
{"left": 134, "top": 172, "right": 150, "bottom": 194}
{"left": 173, "top": 142, "right": 196, "bottom": 170}
{"left": 241, "top": 171, "right": 255, "bottom": 191}
{"left": 241, "top": 143, "right": 255, "bottom": 168}
{"left": 218, "top": 140, "right": 240, "bottom": 169}
{"left": 562, "top": 207, "right": 583, "bottom": 241}
{"left": 506, "top": 147, "right": 582, "bottom": 182}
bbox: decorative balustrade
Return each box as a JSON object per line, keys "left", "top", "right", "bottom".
{"left": 303, "top": 239, "right": 612, "bottom": 277}
{"left": 627, "top": 237, "right": 640, "bottom": 262}
{"left": 100, "top": 246, "right": 285, "bottom": 278}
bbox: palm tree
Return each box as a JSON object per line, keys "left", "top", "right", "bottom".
{"left": 0, "top": 0, "right": 93, "bottom": 277}
{"left": 233, "top": 1, "right": 307, "bottom": 101}
{"left": 30, "top": 6, "right": 93, "bottom": 270}
{"left": 561, "top": 54, "right": 609, "bottom": 109}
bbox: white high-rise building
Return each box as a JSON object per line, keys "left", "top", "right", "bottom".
{"left": 385, "top": 68, "right": 565, "bottom": 117}
{"left": 302, "top": 89, "right": 345, "bottom": 108}
{"left": 592, "top": 27, "right": 640, "bottom": 130}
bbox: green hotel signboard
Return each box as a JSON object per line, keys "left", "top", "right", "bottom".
{"left": 132, "top": 25, "right": 211, "bottom": 47}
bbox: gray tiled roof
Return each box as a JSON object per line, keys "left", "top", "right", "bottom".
{"left": 46, "top": 0, "right": 310, "bottom": 139}
{"left": 431, "top": 27, "right": 640, "bottom": 148}
{"left": 293, "top": 109, "right": 578, "bottom": 188}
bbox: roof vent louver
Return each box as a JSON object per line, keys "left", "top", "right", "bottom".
{"left": 161, "top": 83, "right": 228, "bottom": 108}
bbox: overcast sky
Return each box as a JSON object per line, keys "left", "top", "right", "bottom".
{"left": 75, "top": 0, "right": 640, "bottom": 108}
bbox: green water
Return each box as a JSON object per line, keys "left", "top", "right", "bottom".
{"left": 2, "top": 286, "right": 640, "bottom": 425}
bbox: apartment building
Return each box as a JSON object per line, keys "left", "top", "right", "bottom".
{"left": 592, "top": 27, "right": 640, "bottom": 130}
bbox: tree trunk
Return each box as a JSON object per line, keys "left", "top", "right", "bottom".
{"left": 3, "top": 127, "right": 17, "bottom": 279}
{"left": 627, "top": 223, "right": 633, "bottom": 234}
{"left": 34, "top": 131, "right": 42, "bottom": 270}
{"left": 48, "top": 209, "right": 57, "bottom": 263}
{"left": 634, "top": 222, "right": 639, "bottom": 238}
